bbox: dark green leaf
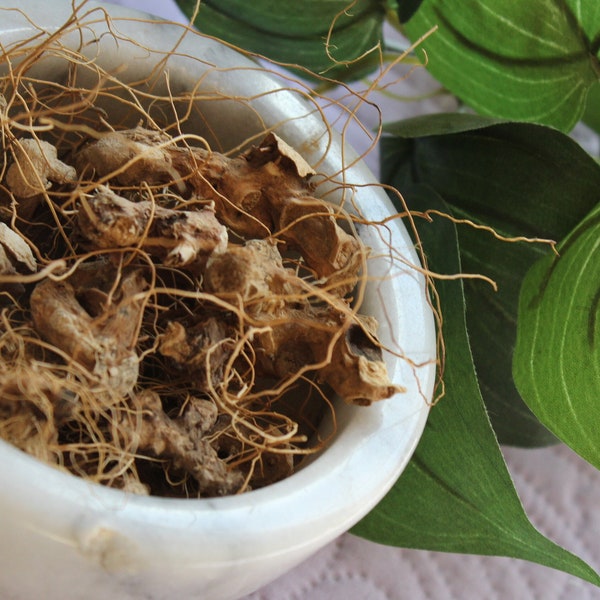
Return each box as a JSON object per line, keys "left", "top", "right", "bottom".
{"left": 352, "top": 185, "right": 600, "bottom": 585}
{"left": 403, "top": 0, "right": 600, "bottom": 131}
{"left": 380, "top": 114, "right": 600, "bottom": 445}
{"left": 583, "top": 82, "right": 600, "bottom": 135}
{"left": 176, "top": 0, "right": 386, "bottom": 81}
{"left": 383, "top": 111, "right": 506, "bottom": 137}
{"left": 514, "top": 203, "right": 600, "bottom": 468}
{"left": 395, "top": 0, "right": 425, "bottom": 24}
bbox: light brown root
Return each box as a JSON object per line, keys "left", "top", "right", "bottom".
{"left": 29, "top": 265, "right": 147, "bottom": 395}
{"left": 204, "top": 238, "right": 401, "bottom": 405}
{"left": 252, "top": 309, "right": 403, "bottom": 406}
{"left": 6, "top": 138, "right": 76, "bottom": 198}
{"left": 77, "top": 127, "right": 362, "bottom": 296}
{"left": 122, "top": 391, "right": 244, "bottom": 496}
{"left": 0, "top": 363, "right": 62, "bottom": 462}
{"left": 77, "top": 186, "right": 227, "bottom": 270}
{"left": 0, "top": 222, "right": 36, "bottom": 275}
{"left": 158, "top": 317, "right": 237, "bottom": 391}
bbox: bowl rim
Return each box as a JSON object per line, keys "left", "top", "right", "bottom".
{"left": 0, "top": 0, "right": 436, "bottom": 569}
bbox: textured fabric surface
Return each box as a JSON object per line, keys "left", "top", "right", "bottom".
{"left": 100, "top": 3, "right": 600, "bottom": 598}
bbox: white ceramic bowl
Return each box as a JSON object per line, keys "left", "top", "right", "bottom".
{"left": 0, "top": 2, "right": 436, "bottom": 599}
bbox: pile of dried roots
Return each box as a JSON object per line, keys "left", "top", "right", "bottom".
{"left": 0, "top": 9, "right": 402, "bottom": 497}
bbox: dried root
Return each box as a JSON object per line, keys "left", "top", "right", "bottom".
{"left": 121, "top": 391, "right": 244, "bottom": 496}
{"left": 77, "top": 186, "right": 227, "bottom": 269}
{"left": 29, "top": 267, "right": 147, "bottom": 396}
{"left": 77, "top": 128, "right": 362, "bottom": 295}
{"left": 0, "top": 222, "right": 36, "bottom": 275}
{"left": 0, "top": 19, "right": 403, "bottom": 498}
{"left": 6, "top": 138, "right": 76, "bottom": 198}
{"left": 203, "top": 239, "right": 403, "bottom": 405}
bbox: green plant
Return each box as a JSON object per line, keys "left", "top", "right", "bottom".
{"left": 176, "top": 0, "right": 600, "bottom": 585}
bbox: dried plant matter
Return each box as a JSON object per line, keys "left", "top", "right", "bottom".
{"left": 204, "top": 239, "right": 404, "bottom": 404}
{"left": 7, "top": 138, "right": 76, "bottom": 198}
{"left": 0, "top": 223, "right": 36, "bottom": 275}
{"left": 78, "top": 128, "right": 361, "bottom": 295}
{"left": 121, "top": 391, "right": 244, "bottom": 496}
{"left": 30, "top": 267, "right": 147, "bottom": 395}
{"left": 0, "top": 14, "right": 403, "bottom": 498}
{"left": 78, "top": 186, "right": 227, "bottom": 269}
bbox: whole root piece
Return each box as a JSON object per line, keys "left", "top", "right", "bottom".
{"left": 7, "top": 138, "right": 76, "bottom": 198}
{"left": 158, "top": 317, "right": 236, "bottom": 391}
{"left": 77, "top": 186, "right": 227, "bottom": 269}
{"left": 122, "top": 391, "right": 243, "bottom": 496}
{"left": 30, "top": 267, "right": 147, "bottom": 395}
{"left": 204, "top": 239, "right": 402, "bottom": 406}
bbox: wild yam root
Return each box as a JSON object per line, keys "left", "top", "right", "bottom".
{"left": 203, "top": 239, "right": 403, "bottom": 406}
{"left": 29, "top": 265, "right": 147, "bottom": 395}
{"left": 77, "top": 186, "right": 227, "bottom": 269}
{"left": 0, "top": 222, "right": 36, "bottom": 276}
{"left": 0, "top": 108, "right": 403, "bottom": 497}
{"left": 77, "top": 128, "right": 362, "bottom": 296}
{"left": 121, "top": 391, "right": 244, "bottom": 496}
{"left": 6, "top": 138, "right": 76, "bottom": 198}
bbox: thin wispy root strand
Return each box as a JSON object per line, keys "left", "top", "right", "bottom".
{"left": 0, "top": 4, "right": 409, "bottom": 497}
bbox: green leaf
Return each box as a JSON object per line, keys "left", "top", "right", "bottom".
{"left": 514, "top": 203, "right": 600, "bottom": 468}
{"left": 383, "top": 111, "right": 506, "bottom": 137}
{"left": 394, "top": 0, "right": 425, "bottom": 24}
{"left": 583, "top": 81, "right": 600, "bottom": 135}
{"left": 176, "top": 0, "right": 386, "bottom": 81}
{"left": 380, "top": 113, "right": 600, "bottom": 446}
{"left": 352, "top": 185, "right": 600, "bottom": 586}
{"left": 403, "top": 0, "right": 600, "bottom": 131}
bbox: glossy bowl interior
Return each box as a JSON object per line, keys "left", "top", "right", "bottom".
{"left": 0, "top": 2, "right": 437, "bottom": 599}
